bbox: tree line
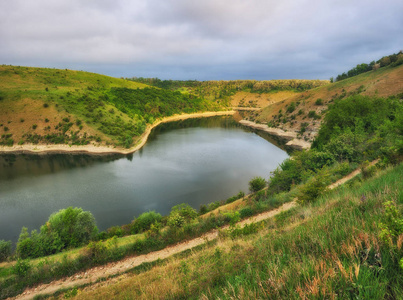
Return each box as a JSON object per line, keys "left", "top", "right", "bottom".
{"left": 335, "top": 51, "right": 403, "bottom": 82}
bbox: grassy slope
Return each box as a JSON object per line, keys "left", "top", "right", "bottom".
{"left": 67, "top": 164, "right": 403, "bottom": 299}
{"left": 131, "top": 78, "right": 329, "bottom": 109}
{"left": 0, "top": 65, "right": 148, "bottom": 147}
{"left": 0, "top": 66, "right": 222, "bottom": 149}
{"left": 254, "top": 64, "right": 403, "bottom": 142}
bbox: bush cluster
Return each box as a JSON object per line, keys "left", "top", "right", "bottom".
{"left": 17, "top": 207, "right": 98, "bottom": 259}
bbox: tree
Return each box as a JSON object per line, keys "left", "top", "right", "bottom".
{"left": 249, "top": 176, "right": 266, "bottom": 193}
{"left": 41, "top": 207, "right": 98, "bottom": 249}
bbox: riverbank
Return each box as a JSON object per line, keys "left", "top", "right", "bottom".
{"left": 0, "top": 110, "right": 311, "bottom": 155}
{"left": 238, "top": 120, "right": 311, "bottom": 150}
{"left": 0, "top": 111, "right": 235, "bottom": 155}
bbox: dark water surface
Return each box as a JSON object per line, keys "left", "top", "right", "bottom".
{"left": 0, "top": 116, "right": 288, "bottom": 243}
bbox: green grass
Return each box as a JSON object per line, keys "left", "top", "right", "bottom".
{"left": 67, "top": 164, "right": 402, "bottom": 300}
{"left": 0, "top": 65, "right": 224, "bottom": 147}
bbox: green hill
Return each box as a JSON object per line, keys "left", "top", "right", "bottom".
{"left": 254, "top": 64, "right": 403, "bottom": 142}
{"left": 0, "top": 59, "right": 402, "bottom": 299}
{"left": 0, "top": 65, "right": 222, "bottom": 149}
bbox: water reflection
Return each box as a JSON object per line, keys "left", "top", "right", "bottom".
{"left": 0, "top": 116, "right": 289, "bottom": 244}
{"left": 0, "top": 154, "right": 125, "bottom": 181}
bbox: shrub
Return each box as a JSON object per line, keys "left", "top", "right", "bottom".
{"left": 169, "top": 204, "right": 198, "bottom": 221}
{"left": 0, "top": 240, "right": 12, "bottom": 262}
{"left": 199, "top": 205, "right": 208, "bottom": 215}
{"left": 315, "top": 98, "right": 323, "bottom": 105}
{"left": 13, "top": 258, "right": 31, "bottom": 278}
{"left": 16, "top": 227, "right": 35, "bottom": 259}
{"left": 297, "top": 175, "right": 328, "bottom": 204}
{"left": 361, "top": 161, "right": 377, "bottom": 179}
{"left": 132, "top": 211, "right": 162, "bottom": 233}
{"left": 286, "top": 102, "right": 296, "bottom": 113}
{"left": 239, "top": 207, "right": 254, "bottom": 218}
{"left": 40, "top": 207, "right": 98, "bottom": 249}
{"left": 249, "top": 176, "right": 266, "bottom": 193}
{"left": 167, "top": 213, "right": 185, "bottom": 228}
{"left": 254, "top": 190, "right": 267, "bottom": 202}
{"left": 308, "top": 111, "right": 321, "bottom": 119}
{"left": 223, "top": 211, "right": 240, "bottom": 227}
{"left": 107, "top": 226, "right": 124, "bottom": 238}
{"left": 85, "top": 241, "right": 108, "bottom": 264}
{"left": 378, "top": 201, "right": 403, "bottom": 245}
{"left": 32, "top": 124, "right": 37, "bottom": 130}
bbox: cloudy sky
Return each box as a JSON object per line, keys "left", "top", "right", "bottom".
{"left": 0, "top": 0, "right": 402, "bottom": 80}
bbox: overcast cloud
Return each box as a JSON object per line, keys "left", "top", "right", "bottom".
{"left": 0, "top": 0, "right": 402, "bottom": 80}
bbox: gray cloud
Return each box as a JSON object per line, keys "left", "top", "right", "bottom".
{"left": 0, "top": 0, "right": 402, "bottom": 80}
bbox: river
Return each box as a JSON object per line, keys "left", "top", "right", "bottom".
{"left": 0, "top": 116, "right": 289, "bottom": 244}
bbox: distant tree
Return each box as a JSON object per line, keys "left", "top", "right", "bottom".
{"left": 372, "top": 63, "right": 380, "bottom": 71}
{"left": 379, "top": 56, "right": 391, "bottom": 67}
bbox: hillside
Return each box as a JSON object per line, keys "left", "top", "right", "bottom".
{"left": 0, "top": 59, "right": 402, "bottom": 299}
{"left": 53, "top": 164, "right": 403, "bottom": 299}
{"left": 0, "top": 66, "right": 222, "bottom": 150}
{"left": 129, "top": 78, "right": 329, "bottom": 108}
{"left": 252, "top": 64, "right": 403, "bottom": 142}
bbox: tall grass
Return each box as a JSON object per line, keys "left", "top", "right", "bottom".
{"left": 68, "top": 164, "right": 402, "bottom": 299}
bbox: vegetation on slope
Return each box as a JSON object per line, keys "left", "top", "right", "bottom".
{"left": 129, "top": 78, "right": 328, "bottom": 107}
{"left": 64, "top": 164, "right": 403, "bottom": 300}
{"left": 0, "top": 66, "right": 221, "bottom": 148}
{"left": 254, "top": 62, "right": 403, "bottom": 142}
{"left": 334, "top": 50, "right": 403, "bottom": 82}
{"left": 0, "top": 90, "right": 401, "bottom": 298}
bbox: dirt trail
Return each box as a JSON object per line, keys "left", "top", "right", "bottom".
{"left": 10, "top": 161, "right": 376, "bottom": 299}
{"left": 12, "top": 201, "right": 296, "bottom": 300}
{"left": 328, "top": 159, "right": 379, "bottom": 190}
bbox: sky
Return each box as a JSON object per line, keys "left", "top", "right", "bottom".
{"left": 0, "top": 0, "right": 402, "bottom": 80}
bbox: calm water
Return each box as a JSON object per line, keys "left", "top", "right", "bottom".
{"left": 0, "top": 116, "right": 288, "bottom": 243}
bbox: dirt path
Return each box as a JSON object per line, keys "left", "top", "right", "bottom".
{"left": 10, "top": 161, "right": 376, "bottom": 299}
{"left": 328, "top": 159, "right": 379, "bottom": 190}
{"left": 12, "top": 201, "right": 296, "bottom": 300}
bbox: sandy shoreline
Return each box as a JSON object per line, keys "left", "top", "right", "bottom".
{"left": 0, "top": 111, "right": 235, "bottom": 155}
{"left": 238, "top": 120, "right": 311, "bottom": 150}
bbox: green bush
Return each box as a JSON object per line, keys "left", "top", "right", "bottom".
{"left": 315, "top": 98, "right": 323, "bottom": 105}
{"left": 85, "top": 241, "right": 108, "bottom": 264}
{"left": 286, "top": 102, "right": 296, "bottom": 113}
{"left": 378, "top": 201, "right": 403, "bottom": 245}
{"left": 199, "top": 205, "right": 208, "bottom": 215}
{"left": 13, "top": 258, "right": 31, "bottom": 278}
{"left": 17, "top": 207, "right": 98, "bottom": 259}
{"left": 132, "top": 211, "right": 162, "bottom": 233}
{"left": 308, "top": 110, "right": 321, "bottom": 119}
{"left": 0, "top": 240, "right": 12, "bottom": 262}
{"left": 249, "top": 176, "right": 266, "bottom": 193}
{"left": 239, "top": 207, "right": 254, "bottom": 218}
{"left": 107, "top": 226, "right": 124, "bottom": 238}
{"left": 169, "top": 204, "right": 198, "bottom": 222}
{"left": 167, "top": 212, "right": 185, "bottom": 228}
{"left": 41, "top": 207, "right": 98, "bottom": 249}
{"left": 297, "top": 175, "right": 328, "bottom": 205}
